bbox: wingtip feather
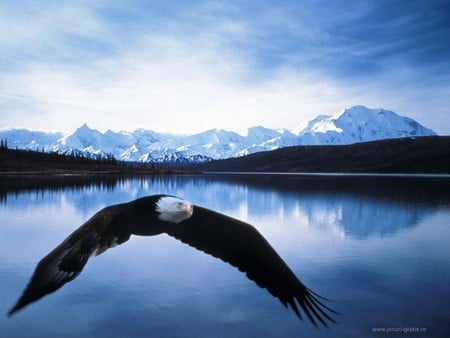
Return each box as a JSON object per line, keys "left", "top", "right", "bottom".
{"left": 291, "top": 287, "right": 340, "bottom": 328}
{"left": 7, "top": 301, "right": 24, "bottom": 317}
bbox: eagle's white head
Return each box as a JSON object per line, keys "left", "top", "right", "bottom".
{"left": 156, "top": 196, "right": 193, "bottom": 223}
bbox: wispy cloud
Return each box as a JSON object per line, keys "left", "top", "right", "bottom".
{"left": 0, "top": 1, "right": 449, "bottom": 134}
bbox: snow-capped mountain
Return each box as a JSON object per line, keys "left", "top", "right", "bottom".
{"left": 0, "top": 106, "right": 437, "bottom": 163}
{"left": 0, "top": 129, "right": 63, "bottom": 152}
{"left": 293, "top": 105, "right": 436, "bottom": 145}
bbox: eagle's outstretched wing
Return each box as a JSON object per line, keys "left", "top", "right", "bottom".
{"left": 8, "top": 204, "right": 132, "bottom": 316}
{"left": 165, "top": 205, "right": 337, "bottom": 327}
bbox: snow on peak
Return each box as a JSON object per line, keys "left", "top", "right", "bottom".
{"left": 0, "top": 106, "right": 437, "bottom": 162}
{"left": 295, "top": 105, "right": 436, "bottom": 145}
{"left": 292, "top": 115, "right": 330, "bottom": 135}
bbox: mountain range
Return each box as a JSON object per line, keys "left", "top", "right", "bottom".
{"left": 0, "top": 106, "right": 437, "bottom": 163}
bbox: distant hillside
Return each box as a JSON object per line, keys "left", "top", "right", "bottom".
{"left": 2, "top": 136, "right": 448, "bottom": 174}
{"left": 194, "top": 136, "right": 450, "bottom": 174}
{"left": 0, "top": 148, "right": 180, "bottom": 174}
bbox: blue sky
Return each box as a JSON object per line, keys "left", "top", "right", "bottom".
{"left": 1, "top": 0, "right": 449, "bottom": 134}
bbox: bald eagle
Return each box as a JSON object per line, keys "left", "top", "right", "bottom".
{"left": 8, "top": 195, "right": 337, "bottom": 326}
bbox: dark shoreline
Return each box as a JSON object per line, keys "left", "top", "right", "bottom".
{"left": 0, "top": 147, "right": 199, "bottom": 175}
{"left": 193, "top": 136, "right": 450, "bottom": 174}
{"left": 0, "top": 169, "right": 198, "bottom": 176}
{"left": 1, "top": 136, "right": 449, "bottom": 175}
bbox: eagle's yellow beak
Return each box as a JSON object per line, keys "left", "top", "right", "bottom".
{"left": 181, "top": 202, "right": 193, "bottom": 216}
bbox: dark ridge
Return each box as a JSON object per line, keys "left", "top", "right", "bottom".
{"left": 0, "top": 148, "right": 193, "bottom": 175}
{"left": 192, "top": 136, "right": 450, "bottom": 174}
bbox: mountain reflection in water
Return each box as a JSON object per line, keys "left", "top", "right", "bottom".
{"left": 2, "top": 174, "right": 447, "bottom": 239}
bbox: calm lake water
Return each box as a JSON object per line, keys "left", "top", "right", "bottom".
{"left": 1, "top": 174, "right": 449, "bottom": 337}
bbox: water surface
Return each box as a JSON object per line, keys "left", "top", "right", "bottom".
{"left": 1, "top": 174, "right": 449, "bottom": 337}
